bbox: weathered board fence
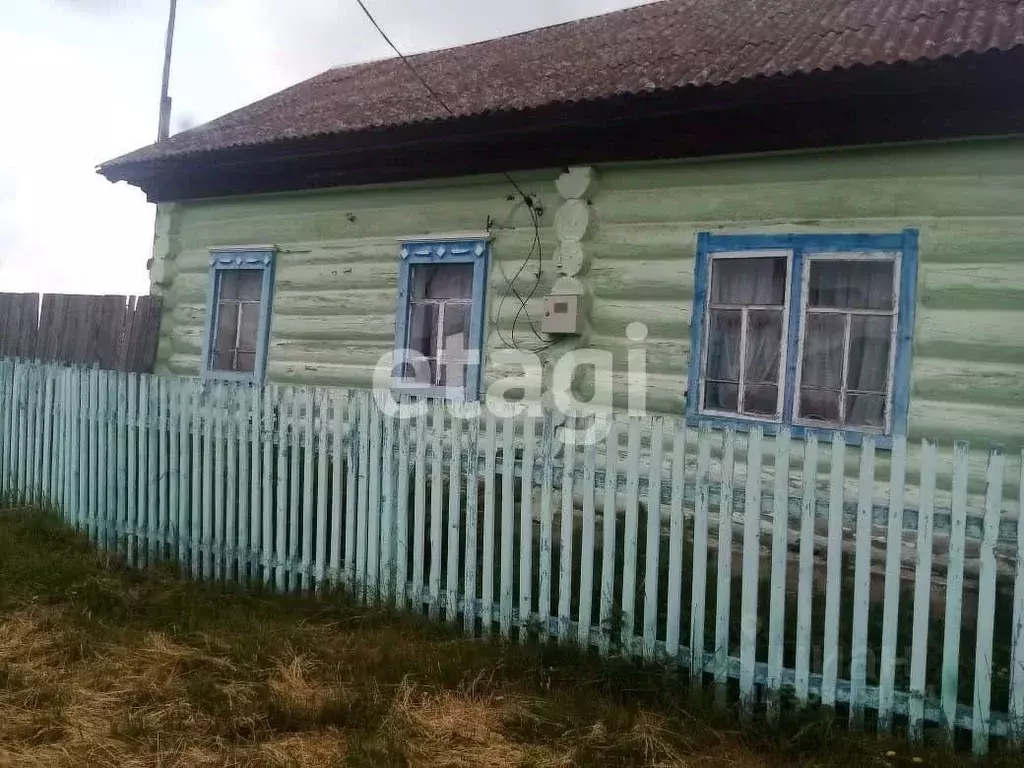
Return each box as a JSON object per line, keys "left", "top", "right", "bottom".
{"left": 0, "top": 292, "right": 160, "bottom": 372}
{"left": 0, "top": 358, "right": 1022, "bottom": 754}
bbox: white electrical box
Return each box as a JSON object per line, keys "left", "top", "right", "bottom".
{"left": 541, "top": 294, "right": 581, "bottom": 334}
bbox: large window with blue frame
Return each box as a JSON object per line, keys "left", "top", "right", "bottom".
{"left": 201, "top": 247, "right": 276, "bottom": 384}
{"left": 393, "top": 237, "right": 489, "bottom": 401}
{"left": 686, "top": 230, "right": 918, "bottom": 444}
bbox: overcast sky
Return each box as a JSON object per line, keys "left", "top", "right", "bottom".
{"left": 0, "top": 0, "right": 651, "bottom": 296}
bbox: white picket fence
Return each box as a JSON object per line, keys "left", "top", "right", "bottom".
{"left": 0, "top": 359, "right": 1022, "bottom": 753}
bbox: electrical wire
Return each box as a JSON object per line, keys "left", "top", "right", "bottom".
{"left": 353, "top": 0, "right": 550, "bottom": 351}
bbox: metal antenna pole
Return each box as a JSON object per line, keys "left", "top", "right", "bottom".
{"left": 157, "top": 0, "right": 178, "bottom": 141}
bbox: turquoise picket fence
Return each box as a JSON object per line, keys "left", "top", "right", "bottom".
{"left": 0, "top": 359, "right": 1022, "bottom": 754}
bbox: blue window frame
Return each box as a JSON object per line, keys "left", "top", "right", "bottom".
{"left": 686, "top": 230, "right": 918, "bottom": 447}
{"left": 394, "top": 236, "right": 490, "bottom": 401}
{"left": 201, "top": 247, "right": 276, "bottom": 384}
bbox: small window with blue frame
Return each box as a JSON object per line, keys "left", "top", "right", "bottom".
{"left": 202, "top": 247, "right": 276, "bottom": 384}
{"left": 686, "top": 230, "right": 918, "bottom": 445}
{"left": 394, "top": 237, "right": 489, "bottom": 401}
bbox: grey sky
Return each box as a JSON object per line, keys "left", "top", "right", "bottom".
{"left": 0, "top": 0, "right": 651, "bottom": 295}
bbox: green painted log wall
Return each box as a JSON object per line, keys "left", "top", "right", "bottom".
{"left": 151, "top": 136, "right": 1024, "bottom": 451}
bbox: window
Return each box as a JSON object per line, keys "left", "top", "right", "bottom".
{"left": 201, "top": 247, "right": 275, "bottom": 383}
{"left": 394, "top": 237, "right": 489, "bottom": 400}
{"left": 687, "top": 231, "right": 918, "bottom": 443}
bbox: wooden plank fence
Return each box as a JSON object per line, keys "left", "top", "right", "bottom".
{"left": 0, "top": 293, "right": 160, "bottom": 372}
{"left": 0, "top": 358, "right": 1022, "bottom": 753}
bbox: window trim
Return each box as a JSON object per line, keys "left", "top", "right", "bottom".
{"left": 686, "top": 230, "right": 919, "bottom": 447}
{"left": 200, "top": 246, "right": 276, "bottom": 385}
{"left": 393, "top": 236, "right": 490, "bottom": 401}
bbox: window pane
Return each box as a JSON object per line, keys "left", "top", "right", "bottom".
{"left": 412, "top": 264, "right": 474, "bottom": 300}
{"left": 746, "top": 309, "right": 782, "bottom": 385}
{"left": 236, "top": 270, "right": 262, "bottom": 301}
{"left": 704, "top": 382, "right": 738, "bottom": 412}
{"left": 800, "top": 387, "right": 841, "bottom": 423}
{"left": 439, "top": 360, "right": 467, "bottom": 389}
{"left": 237, "top": 302, "right": 260, "bottom": 352}
{"left": 408, "top": 303, "right": 438, "bottom": 358}
{"left": 847, "top": 316, "right": 892, "bottom": 394}
{"left": 846, "top": 393, "right": 885, "bottom": 428}
{"left": 705, "top": 309, "right": 741, "bottom": 383}
{"left": 212, "top": 351, "right": 233, "bottom": 371}
{"left": 219, "top": 271, "right": 240, "bottom": 300}
{"left": 235, "top": 352, "right": 256, "bottom": 373}
{"left": 441, "top": 304, "right": 471, "bottom": 354}
{"left": 214, "top": 302, "right": 238, "bottom": 354}
{"left": 808, "top": 260, "right": 894, "bottom": 309}
{"left": 800, "top": 314, "right": 844, "bottom": 390}
{"left": 743, "top": 384, "right": 778, "bottom": 417}
{"left": 710, "top": 256, "right": 787, "bottom": 306}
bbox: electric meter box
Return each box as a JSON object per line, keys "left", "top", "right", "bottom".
{"left": 541, "top": 294, "right": 581, "bottom": 335}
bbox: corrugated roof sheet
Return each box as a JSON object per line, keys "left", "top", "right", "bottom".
{"left": 102, "top": 0, "right": 1024, "bottom": 169}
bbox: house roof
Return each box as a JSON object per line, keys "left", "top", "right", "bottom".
{"left": 100, "top": 0, "right": 1024, "bottom": 173}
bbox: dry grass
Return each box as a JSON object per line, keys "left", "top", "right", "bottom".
{"left": 0, "top": 506, "right": 1017, "bottom": 767}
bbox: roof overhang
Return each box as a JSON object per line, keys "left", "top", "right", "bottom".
{"left": 99, "top": 47, "right": 1024, "bottom": 203}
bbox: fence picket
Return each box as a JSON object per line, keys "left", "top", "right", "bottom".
{"left": 538, "top": 411, "right": 555, "bottom": 641}
{"left": 178, "top": 382, "right": 191, "bottom": 570}
{"left": 191, "top": 380, "right": 204, "bottom": 580}
{"left": 973, "top": 447, "right": 1005, "bottom": 755}
{"left": 579, "top": 436, "right": 598, "bottom": 649}
{"left": 329, "top": 391, "right": 346, "bottom": 589}
{"left": 261, "top": 386, "right": 274, "bottom": 585}
{"left": 739, "top": 427, "right": 763, "bottom": 708}
{"left": 379, "top": 402, "right": 396, "bottom": 601}
{"left": 225, "top": 385, "right": 238, "bottom": 582}
{"left": 850, "top": 437, "right": 875, "bottom": 727}
{"left": 135, "top": 375, "right": 147, "bottom": 561}
{"left": 446, "top": 414, "right": 463, "bottom": 623}
{"left": 519, "top": 415, "right": 537, "bottom": 637}
{"left": 501, "top": 415, "right": 515, "bottom": 638}
{"left": 396, "top": 396, "right": 411, "bottom": 608}
{"left": 288, "top": 387, "right": 302, "bottom": 592}
{"left": 665, "top": 419, "right": 686, "bottom": 660}
{"left": 147, "top": 376, "right": 160, "bottom": 560}
{"left": 643, "top": 416, "right": 665, "bottom": 660}
{"left": 302, "top": 388, "right": 315, "bottom": 592}
{"left": 168, "top": 378, "right": 180, "bottom": 561}
{"left": 942, "top": 440, "right": 970, "bottom": 741}
{"left": 714, "top": 428, "right": 736, "bottom": 700}
{"left": 367, "top": 397, "right": 382, "bottom": 601}
{"left": 355, "top": 392, "right": 371, "bottom": 597}
{"left": 481, "top": 412, "right": 497, "bottom": 635}
{"left": 690, "top": 425, "right": 712, "bottom": 682}
{"left": 878, "top": 436, "right": 907, "bottom": 731}
{"left": 214, "top": 383, "right": 227, "bottom": 581}
{"left": 41, "top": 369, "right": 53, "bottom": 504}
{"left": 158, "top": 377, "right": 170, "bottom": 559}
{"left": 315, "top": 389, "right": 329, "bottom": 591}
{"left": 462, "top": 413, "right": 480, "bottom": 632}
{"left": 25, "top": 364, "right": 36, "bottom": 503}
{"left": 821, "top": 434, "right": 846, "bottom": 708}
{"left": 247, "top": 386, "right": 260, "bottom": 581}
{"left": 202, "top": 383, "right": 216, "bottom": 579}
{"left": 621, "top": 416, "right": 642, "bottom": 650}
{"left": 345, "top": 393, "right": 359, "bottom": 587}
{"left": 429, "top": 406, "right": 445, "bottom": 618}
{"left": 599, "top": 419, "right": 619, "bottom": 655}
{"left": 767, "top": 429, "right": 791, "bottom": 716}
{"left": 275, "top": 385, "right": 289, "bottom": 591}
{"left": 1011, "top": 450, "right": 1024, "bottom": 744}
{"left": 88, "top": 369, "right": 99, "bottom": 543}
{"left": 909, "top": 438, "right": 937, "bottom": 741}
{"left": 411, "top": 403, "right": 427, "bottom": 607}
{"left": 559, "top": 418, "right": 578, "bottom": 644}
{"left": 237, "top": 386, "right": 250, "bottom": 580}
